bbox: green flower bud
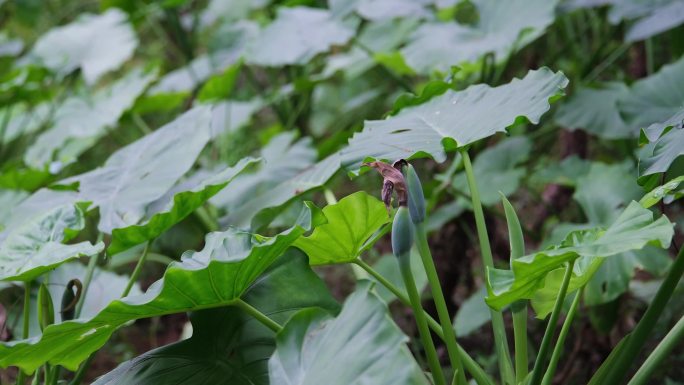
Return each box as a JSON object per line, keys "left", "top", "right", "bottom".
{"left": 392, "top": 206, "right": 413, "bottom": 258}
{"left": 402, "top": 163, "right": 426, "bottom": 224}
{"left": 37, "top": 283, "right": 54, "bottom": 331}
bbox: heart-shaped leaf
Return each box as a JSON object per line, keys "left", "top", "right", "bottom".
{"left": 63, "top": 106, "right": 213, "bottom": 233}
{"left": 486, "top": 201, "right": 674, "bottom": 310}
{"left": 341, "top": 68, "right": 568, "bottom": 172}
{"left": 0, "top": 204, "right": 319, "bottom": 373}
{"left": 93, "top": 250, "right": 339, "bottom": 385}
{"left": 246, "top": 7, "right": 355, "bottom": 67}
{"left": 294, "top": 191, "right": 390, "bottom": 265}
{"left": 0, "top": 204, "right": 103, "bottom": 282}
{"left": 107, "top": 157, "right": 259, "bottom": 255}
{"left": 268, "top": 282, "right": 430, "bottom": 385}
{"left": 29, "top": 9, "right": 137, "bottom": 84}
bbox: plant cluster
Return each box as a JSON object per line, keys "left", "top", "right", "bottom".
{"left": 0, "top": 0, "right": 683, "bottom": 384}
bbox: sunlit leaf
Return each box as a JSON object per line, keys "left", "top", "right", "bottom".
{"left": 341, "top": 68, "right": 567, "bottom": 173}
{"left": 28, "top": 9, "right": 137, "bottom": 84}
{"left": 269, "top": 282, "right": 430, "bottom": 385}
{"left": 294, "top": 192, "right": 389, "bottom": 265}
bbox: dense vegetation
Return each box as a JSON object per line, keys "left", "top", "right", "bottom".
{"left": 0, "top": 0, "right": 683, "bottom": 384}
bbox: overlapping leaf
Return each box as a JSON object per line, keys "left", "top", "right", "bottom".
{"left": 0, "top": 205, "right": 319, "bottom": 373}
{"left": 25, "top": 68, "right": 156, "bottom": 169}
{"left": 93, "top": 251, "right": 338, "bottom": 385}
{"left": 0, "top": 204, "right": 103, "bottom": 282}
{"left": 401, "top": 0, "right": 559, "bottom": 74}
{"left": 453, "top": 136, "right": 532, "bottom": 206}
{"left": 28, "top": 9, "right": 137, "bottom": 84}
{"left": 246, "top": 7, "right": 355, "bottom": 67}
{"left": 63, "top": 106, "right": 213, "bottom": 233}
{"left": 341, "top": 68, "right": 568, "bottom": 172}
{"left": 638, "top": 107, "right": 684, "bottom": 184}
{"left": 294, "top": 192, "right": 389, "bottom": 265}
{"left": 486, "top": 201, "right": 673, "bottom": 310}
{"left": 269, "top": 283, "right": 430, "bottom": 385}
{"left": 107, "top": 157, "right": 259, "bottom": 255}
{"left": 555, "top": 82, "right": 633, "bottom": 139}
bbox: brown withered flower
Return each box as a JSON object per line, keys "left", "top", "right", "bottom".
{"left": 365, "top": 160, "right": 409, "bottom": 214}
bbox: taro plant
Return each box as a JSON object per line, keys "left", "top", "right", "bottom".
{"left": 1, "top": 0, "right": 684, "bottom": 384}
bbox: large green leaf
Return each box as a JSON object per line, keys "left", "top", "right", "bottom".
{"left": 573, "top": 162, "right": 642, "bottom": 224}
{"left": 93, "top": 250, "right": 338, "bottom": 385}
{"left": 638, "top": 107, "right": 684, "bottom": 183}
{"left": 107, "top": 157, "right": 259, "bottom": 255}
{"left": 0, "top": 204, "right": 103, "bottom": 282}
{"left": 619, "top": 56, "right": 684, "bottom": 129}
{"left": 454, "top": 286, "right": 492, "bottom": 337}
{"left": 401, "top": 0, "right": 559, "bottom": 74}
{"left": 332, "top": 0, "right": 431, "bottom": 20}
{"left": 294, "top": 191, "right": 389, "bottom": 265}
{"left": 245, "top": 7, "right": 355, "bottom": 67}
{"left": 453, "top": 136, "right": 531, "bottom": 206}
{"left": 340, "top": 68, "right": 568, "bottom": 172}
{"left": 268, "top": 282, "right": 430, "bottom": 385}
{"left": 0, "top": 204, "right": 319, "bottom": 373}
{"left": 25, "top": 68, "right": 156, "bottom": 169}
{"left": 555, "top": 82, "right": 633, "bottom": 139}
{"left": 28, "top": 8, "right": 137, "bottom": 84}
{"left": 64, "top": 106, "right": 212, "bottom": 233}
{"left": 0, "top": 189, "right": 78, "bottom": 242}
{"left": 0, "top": 189, "right": 28, "bottom": 232}
{"left": 486, "top": 201, "right": 673, "bottom": 310}
{"left": 1, "top": 103, "right": 51, "bottom": 144}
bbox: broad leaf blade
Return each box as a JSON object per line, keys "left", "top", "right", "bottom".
{"left": 29, "top": 9, "right": 137, "bottom": 84}
{"left": 0, "top": 206, "right": 318, "bottom": 373}
{"left": 246, "top": 7, "right": 355, "bottom": 67}
{"left": 294, "top": 191, "right": 389, "bottom": 265}
{"left": 486, "top": 201, "right": 674, "bottom": 310}
{"left": 65, "top": 106, "right": 213, "bottom": 233}
{"left": 268, "top": 283, "right": 430, "bottom": 385}
{"left": 340, "top": 68, "right": 568, "bottom": 173}
{"left": 107, "top": 157, "right": 259, "bottom": 255}
{"left": 93, "top": 250, "right": 339, "bottom": 385}
{"left": 0, "top": 204, "right": 103, "bottom": 282}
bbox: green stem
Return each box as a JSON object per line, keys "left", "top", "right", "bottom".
{"left": 541, "top": 288, "right": 582, "bottom": 385}
{"left": 17, "top": 281, "right": 31, "bottom": 385}
{"left": 67, "top": 354, "right": 94, "bottom": 385}
{"left": 460, "top": 149, "right": 515, "bottom": 385}
{"left": 415, "top": 223, "right": 467, "bottom": 385}
{"left": 76, "top": 233, "right": 104, "bottom": 318}
{"left": 399, "top": 255, "right": 447, "bottom": 385}
{"left": 529, "top": 260, "right": 575, "bottom": 385}
{"left": 599, "top": 246, "right": 684, "bottom": 384}
{"left": 629, "top": 313, "right": 684, "bottom": 385}
{"left": 233, "top": 299, "right": 282, "bottom": 333}
{"left": 122, "top": 241, "right": 152, "bottom": 298}
{"left": 354, "top": 258, "right": 495, "bottom": 385}
{"left": 512, "top": 301, "right": 528, "bottom": 384}
{"left": 502, "top": 194, "right": 528, "bottom": 384}
{"left": 645, "top": 38, "right": 654, "bottom": 75}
